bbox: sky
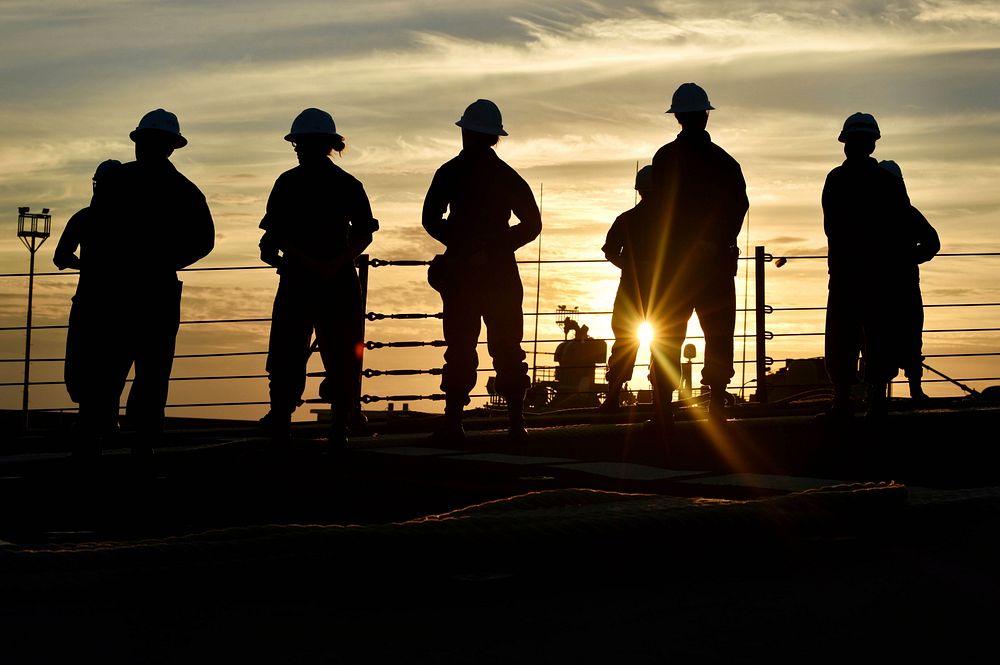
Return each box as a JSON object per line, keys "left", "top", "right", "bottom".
{"left": 1, "top": 0, "right": 999, "bottom": 420}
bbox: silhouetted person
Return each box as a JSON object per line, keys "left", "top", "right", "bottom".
{"left": 821, "top": 113, "right": 912, "bottom": 420}
{"left": 601, "top": 165, "right": 656, "bottom": 412}
{"left": 879, "top": 159, "right": 940, "bottom": 402}
{"left": 89, "top": 109, "right": 215, "bottom": 454}
{"left": 259, "top": 108, "right": 377, "bottom": 448}
{"left": 54, "top": 159, "right": 121, "bottom": 454}
{"left": 53, "top": 162, "right": 122, "bottom": 274}
{"left": 647, "top": 83, "right": 748, "bottom": 430}
{"left": 423, "top": 99, "right": 542, "bottom": 441}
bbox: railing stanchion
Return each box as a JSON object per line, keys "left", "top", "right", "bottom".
{"left": 755, "top": 245, "right": 768, "bottom": 403}
{"left": 358, "top": 254, "right": 370, "bottom": 410}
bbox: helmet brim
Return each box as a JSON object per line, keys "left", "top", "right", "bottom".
{"left": 455, "top": 120, "right": 508, "bottom": 137}
{"left": 130, "top": 128, "right": 187, "bottom": 149}
{"left": 665, "top": 104, "right": 715, "bottom": 114}
{"left": 284, "top": 132, "right": 345, "bottom": 143}
{"left": 838, "top": 130, "right": 881, "bottom": 143}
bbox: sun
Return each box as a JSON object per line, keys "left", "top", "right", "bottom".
{"left": 638, "top": 321, "right": 654, "bottom": 346}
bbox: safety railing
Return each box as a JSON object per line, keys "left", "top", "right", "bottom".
{"left": 2, "top": 247, "right": 999, "bottom": 425}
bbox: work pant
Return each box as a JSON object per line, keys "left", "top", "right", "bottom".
{"left": 266, "top": 273, "right": 364, "bottom": 418}
{"left": 606, "top": 278, "right": 647, "bottom": 391}
{"left": 898, "top": 279, "right": 925, "bottom": 380}
{"left": 90, "top": 280, "right": 183, "bottom": 435}
{"left": 64, "top": 288, "right": 97, "bottom": 405}
{"left": 439, "top": 265, "right": 530, "bottom": 406}
{"left": 825, "top": 278, "right": 901, "bottom": 390}
{"left": 67, "top": 286, "right": 120, "bottom": 438}
{"left": 647, "top": 271, "right": 736, "bottom": 403}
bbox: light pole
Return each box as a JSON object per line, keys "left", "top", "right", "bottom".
{"left": 17, "top": 206, "right": 51, "bottom": 431}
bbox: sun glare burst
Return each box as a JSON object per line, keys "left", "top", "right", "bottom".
{"left": 638, "top": 321, "right": 653, "bottom": 346}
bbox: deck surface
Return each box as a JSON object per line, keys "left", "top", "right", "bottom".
{"left": 2, "top": 402, "right": 999, "bottom": 662}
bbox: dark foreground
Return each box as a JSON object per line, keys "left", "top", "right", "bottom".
{"left": 2, "top": 400, "right": 999, "bottom": 663}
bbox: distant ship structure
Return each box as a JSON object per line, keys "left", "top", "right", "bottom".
{"left": 753, "top": 357, "right": 832, "bottom": 403}
{"left": 550, "top": 317, "right": 608, "bottom": 408}
{"left": 496, "top": 306, "right": 610, "bottom": 410}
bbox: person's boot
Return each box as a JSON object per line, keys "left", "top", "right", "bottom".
{"left": 507, "top": 392, "right": 528, "bottom": 442}
{"left": 349, "top": 405, "right": 369, "bottom": 434}
{"left": 328, "top": 397, "right": 360, "bottom": 452}
{"left": 259, "top": 408, "right": 292, "bottom": 448}
{"left": 130, "top": 432, "right": 158, "bottom": 459}
{"left": 815, "top": 385, "right": 854, "bottom": 424}
{"left": 327, "top": 415, "right": 349, "bottom": 453}
{"left": 708, "top": 387, "right": 728, "bottom": 422}
{"left": 599, "top": 384, "right": 622, "bottom": 413}
{"left": 429, "top": 399, "right": 466, "bottom": 442}
{"left": 645, "top": 398, "right": 675, "bottom": 437}
{"left": 70, "top": 427, "right": 102, "bottom": 462}
{"left": 865, "top": 382, "right": 889, "bottom": 420}
{"left": 909, "top": 378, "right": 929, "bottom": 403}
{"left": 71, "top": 406, "right": 105, "bottom": 462}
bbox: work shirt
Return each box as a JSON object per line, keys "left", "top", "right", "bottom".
{"left": 602, "top": 198, "right": 658, "bottom": 286}
{"left": 422, "top": 148, "right": 541, "bottom": 263}
{"left": 90, "top": 159, "right": 215, "bottom": 290}
{"left": 822, "top": 156, "right": 912, "bottom": 284}
{"left": 650, "top": 129, "right": 748, "bottom": 277}
{"left": 906, "top": 206, "right": 940, "bottom": 281}
{"left": 53, "top": 207, "right": 89, "bottom": 270}
{"left": 259, "top": 157, "right": 375, "bottom": 281}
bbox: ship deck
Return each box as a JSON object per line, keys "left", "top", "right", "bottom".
{"left": 2, "top": 399, "right": 1000, "bottom": 662}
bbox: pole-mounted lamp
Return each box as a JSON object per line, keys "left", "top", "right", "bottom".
{"left": 680, "top": 343, "right": 697, "bottom": 401}
{"left": 17, "top": 206, "right": 51, "bottom": 431}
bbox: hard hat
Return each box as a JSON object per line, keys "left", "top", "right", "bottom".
{"left": 455, "top": 99, "right": 508, "bottom": 136}
{"left": 666, "top": 83, "right": 714, "bottom": 114}
{"left": 93, "top": 159, "right": 122, "bottom": 182}
{"left": 878, "top": 159, "right": 903, "bottom": 179}
{"left": 634, "top": 165, "right": 654, "bottom": 191}
{"left": 130, "top": 109, "right": 187, "bottom": 148}
{"left": 838, "top": 112, "right": 880, "bottom": 142}
{"left": 285, "top": 108, "right": 340, "bottom": 142}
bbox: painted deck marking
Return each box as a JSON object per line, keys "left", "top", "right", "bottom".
{"left": 366, "top": 446, "right": 460, "bottom": 457}
{"left": 454, "top": 453, "right": 576, "bottom": 465}
{"left": 552, "top": 462, "right": 702, "bottom": 481}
